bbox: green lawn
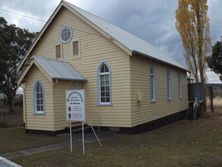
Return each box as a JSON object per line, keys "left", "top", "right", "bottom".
{"left": 12, "top": 110, "right": 222, "bottom": 167}
{"left": 0, "top": 127, "right": 67, "bottom": 153}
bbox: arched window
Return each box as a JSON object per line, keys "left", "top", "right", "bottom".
{"left": 150, "top": 65, "right": 156, "bottom": 102}
{"left": 33, "top": 81, "right": 45, "bottom": 114}
{"left": 97, "top": 62, "right": 112, "bottom": 105}
{"left": 167, "top": 69, "right": 172, "bottom": 100}
{"left": 178, "top": 73, "right": 182, "bottom": 99}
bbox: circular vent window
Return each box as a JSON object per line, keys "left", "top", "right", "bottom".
{"left": 60, "top": 26, "right": 73, "bottom": 43}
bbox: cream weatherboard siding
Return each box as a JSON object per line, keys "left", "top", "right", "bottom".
{"left": 53, "top": 81, "right": 84, "bottom": 131}
{"left": 53, "top": 81, "right": 73, "bottom": 131}
{"left": 30, "top": 7, "right": 132, "bottom": 129}
{"left": 130, "top": 55, "right": 188, "bottom": 126}
{"left": 24, "top": 65, "right": 55, "bottom": 131}
{"left": 21, "top": 6, "right": 188, "bottom": 132}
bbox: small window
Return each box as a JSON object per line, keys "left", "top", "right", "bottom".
{"left": 33, "top": 81, "right": 45, "bottom": 114}
{"left": 167, "top": 69, "right": 172, "bottom": 100}
{"left": 56, "top": 45, "right": 62, "bottom": 59}
{"left": 178, "top": 73, "right": 182, "bottom": 99}
{"left": 97, "top": 63, "right": 111, "bottom": 105}
{"left": 150, "top": 66, "right": 156, "bottom": 102}
{"left": 73, "top": 41, "right": 79, "bottom": 56}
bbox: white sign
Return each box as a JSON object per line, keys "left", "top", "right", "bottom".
{"left": 66, "top": 89, "right": 85, "bottom": 122}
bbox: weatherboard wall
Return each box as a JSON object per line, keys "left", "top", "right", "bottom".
{"left": 22, "top": 6, "right": 188, "bottom": 131}
{"left": 129, "top": 55, "right": 188, "bottom": 126}
{"left": 30, "top": 7, "right": 132, "bottom": 128}
{"left": 53, "top": 81, "right": 84, "bottom": 131}
{"left": 23, "top": 65, "right": 55, "bottom": 131}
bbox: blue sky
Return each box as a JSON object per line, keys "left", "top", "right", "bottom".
{"left": 0, "top": 0, "right": 221, "bottom": 83}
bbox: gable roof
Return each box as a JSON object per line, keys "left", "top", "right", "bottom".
{"left": 67, "top": 2, "right": 186, "bottom": 70}
{"left": 18, "top": 0, "right": 187, "bottom": 71}
{"left": 18, "top": 56, "right": 86, "bottom": 84}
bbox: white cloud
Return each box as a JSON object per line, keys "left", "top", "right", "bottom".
{"left": 206, "top": 68, "right": 222, "bottom": 84}
{"left": 0, "top": 0, "right": 221, "bottom": 83}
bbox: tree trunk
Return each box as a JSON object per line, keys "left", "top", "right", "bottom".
{"left": 209, "top": 87, "right": 214, "bottom": 112}
{"left": 7, "top": 98, "right": 14, "bottom": 114}
{"left": 203, "top": 83, "right": 207, "bottom": 113}
{"left": 195, "top": 1, "right": 206, "bottom": 114}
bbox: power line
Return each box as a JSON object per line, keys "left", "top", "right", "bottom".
{"left": 0, "top": 8, "right": 46, "bottom": 23}
{"left": 0, "top": 8, "right": 100, "bottom": 37}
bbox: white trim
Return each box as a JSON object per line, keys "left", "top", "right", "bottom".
{"left": 33, "top": 81, "right": 45, "bottom": 115}
{"left": 167, "top": 69, "right": 172, "bottom": 101}
{"left": 150, "top": 65, "right": 156, "bottom": 103}
{"left": 59, "top": 26, "right": 73, "bottom": 43}
{"left": 18, "top": 60, "right": 53, "bottom": 85}
{"left": 0, "top": 156, "right": 22, "bottom": 167}
{"left": 178, "top": 73, "right": 183, "bottom": 99}
{"left": 17, "top": 61, "right": 35, "bottom": 85}
{"left": 96, "top": 61, "right": 112, "bottom": 106}
{"left": 17, "top": 1, "right": 187, "bottom": 73}
{"left": 17, "top": 1, "right": 131, "bottom": 72}
{"left": 63, "top": 2, "right": 132, "bottom": 56}
{"left": 17, "top": 2, "right": 65, "bottom": 71}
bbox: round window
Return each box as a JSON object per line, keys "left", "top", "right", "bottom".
{"left": 60, "top": 27, "right": 73, "bottom": 43}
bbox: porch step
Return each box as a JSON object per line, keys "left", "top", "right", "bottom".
{"left": 70, "top": 122, "right": 90, "bottom": 133}
{"left": 72, "top": 126, "right": 90, "bottom": 133}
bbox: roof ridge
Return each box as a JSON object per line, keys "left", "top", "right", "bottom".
{"left": 18, "top": 1, "right": 187, "bottom": 71}
{"left": 64, "top": 1, "right": 155, "bottom": 46}
{"left": 64, "top": 1, "right": 103, "bottom": 20}
{"left": 64, "top": 1, "right": 186, "bottom": 70}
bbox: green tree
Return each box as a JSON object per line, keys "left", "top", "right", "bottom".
{"left": 208, "top": 41, "right": 222, "bottom": 80}
{"left": 0, "top": 17, "right": 37, "bottom": 113}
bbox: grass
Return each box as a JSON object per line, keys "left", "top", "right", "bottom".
{"left": 0, "top": 107, "right": 23, "bottom": 128}
{"left": 0, "top": 127, "right": 68, "bottom": 154}
{"left": 0, "top": 100, "right": 23, "bottom": 127}
{"left": 12, "top": 103, "right": 222, "bottom": 167}
{"left": 0, "top": 98, "right": 221, "bottom": 166}
{"left": 208, "top": 97, "right": 222, "bottom": 110}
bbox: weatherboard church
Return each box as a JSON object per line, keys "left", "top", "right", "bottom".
{"left": 18, "top": 1, "right": 188, "bottom": 134}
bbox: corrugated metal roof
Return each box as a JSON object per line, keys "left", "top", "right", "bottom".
{"left": 34, "top": 56, "right": 86, "bottom": 81}
{"left": 66, "top": 1, "right": 186, "bottom": 70}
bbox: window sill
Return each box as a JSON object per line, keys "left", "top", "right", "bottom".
{"left": 150, "top": 100, "right": 156, "bottom": 104}
{"left": 73, "top": 55, "right": 81, "bottom": 59}
{"left": 33, "top": 112, "right": 45, "bottom": 115}
{"left": 56, "top": 58, "right": 63, "bottom": 61}
{"left": 97, "top": 103, "right": 112, "bottom": 106}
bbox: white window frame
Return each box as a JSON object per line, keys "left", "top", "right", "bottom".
{"left": 60, "top": 26, "right": 73, "bottom": 44}
{"left": 97, "top": 62, "right": 112, "bottom": 106}
{"left": 178, "top": 73, "right": 182, "bottom": 99}
{"left": 167, "top": 69, "right": 172, "bottom": 100}
{"left": 150, "top": 66, "right": 156, "bottom": 102}
{"left": 32, "top": 81, "right": 45, "bottom": 115}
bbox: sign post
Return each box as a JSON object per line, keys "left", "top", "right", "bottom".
{"left": 66, "top": 89, "right": 101, "bottom": 155}
{"left": 66, "top": 89, "right": 85, "bottom": 154}
{"left": 69, "top": 122, "right": 72, "bottom": 152}
{"left": 82, "top": 121, "right": 85, "bottom": 155}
